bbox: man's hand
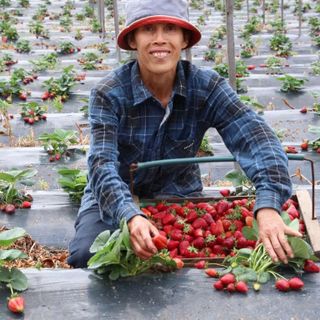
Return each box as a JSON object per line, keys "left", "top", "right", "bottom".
{"left": 256, "top": 208, "right": 302, "bottom": 264}
{"left": 127, "top": 215, "right": 159, "bottom": 260}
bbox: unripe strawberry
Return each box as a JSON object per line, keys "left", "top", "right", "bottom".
{"left": 275, "top": 279, "right": 290, "bottom": 292}
{"left": 288, "top": 277, "right": 304, "bottom": 290}
{"left": 173, "top": 258, "right": 184, "bottom": 269}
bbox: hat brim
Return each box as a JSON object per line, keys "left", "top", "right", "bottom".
{"left": 117, "top": 16, "right": 201, "bottom": 50}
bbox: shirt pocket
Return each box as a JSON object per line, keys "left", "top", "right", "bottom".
{"left": 162, "top": 134, "right": 196, "bottom": 159}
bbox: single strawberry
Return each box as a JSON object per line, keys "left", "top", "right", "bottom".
{"left": 235, "top": 281, "right": 249, "bottom": 293}
{"left": 259, "top": 63, "right": 267, "bottom": 68}
{"left": 247, "top": 65, "right": 256, "bottom": 70}
{"left": 49, "top": 156, "right": 55, "bottom": 162}
{"left": 162, "top": 213, "right": 176, "bottom": 225}
{"left": 303, "top": 260, "right": 320, "bottom": 273}
{"left": 152, "top": 234, "right": 167, "bottom": 250}
{"left": 300, "top": 140, "right": 309, "bottom": 151}
{"left": 193, "top": 228, "right": 204, "bottom": 238}
{"left": 275, "top": 279, "right": 290, "bottom": 292}
{"left": 167, "top": 239, "right": 180, "bottom": 251}
{"left": 169, "top": 248, "right": 178, "bottom": 258}
{"left": 299, "top": 106, "right": 308, "bottom": 113}
{"left": 193, "top": 237, "right": 205, "bottom": 249}
{"left": 185, "top": 210, "right": 198, "bottom": 223}
{"left": 179, "top": 240, "right": 190, "bottom": 256}
{"left": 21, "top": 201, "right": 32, "bottom": 208}
{"left": 202, "top": 212, "right": 214, "bottom": 224}
{"left": 205, "top": 268, "right": 219, "bottom": 278}
{"left": 220, "top": 273, "right": 236, "bottom": 286}
{"left": 19, "top": 92, "right": 27, "bottom": 101}
{"left": 288, "top": 277, "right": 304, "bottom": 290}
{"left": 170, "top": 229, "right": 183, "bottom": 241}
{"left": 215, "top": 200, "right": 229, "bottom": 215}
{"left": 4, "top": 204, "right": 16, "bottom": 214}
{"left": 42, "top": 91, "right": 50, "bottom": 101}
{"left": 219, "top": 189, "right": 230, "bottom": 197}
{"left": 28, "top": 118, "right": 34, "bottom": 125}
{"left": 7, "top": 295, "right": 25, "bottom": 313}
{"left": 192, "top": 217, "right": 208, "bottom": 229}
{"left": 194, "top": 260, "right": 207, "bottom": 269}
{"left": 226, "top": 283, "right": 236, "bottom": 292}
{"left": 173, "top": 258, "right": 184, "bottom": 269}
{"left": 213, "top": 280, "right": 224, "bottom": 291}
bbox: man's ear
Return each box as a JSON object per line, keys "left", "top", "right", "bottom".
{"left": 127, "top": 32, "right": 137, "bottom": 50}
{"left": 181, "top": 30, "right": 191, "bottom": 49}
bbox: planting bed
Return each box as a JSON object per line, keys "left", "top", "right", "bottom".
{"left": 1, "top": 0, "right": 320, "bottom": 318}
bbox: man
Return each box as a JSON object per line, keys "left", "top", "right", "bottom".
{"left": 68, "top": 0, "right": 301, "bottom": 268}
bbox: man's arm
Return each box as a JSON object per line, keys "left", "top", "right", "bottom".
{"left": 87, "top": 88, "right": 158, "bottom": 259}
{"left": 206, "top": 76, "right": 301, "bottom": 263}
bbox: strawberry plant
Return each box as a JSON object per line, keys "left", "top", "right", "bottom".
{"left": 38, "top": 128, "right": 78, "bottom": 161}
{"left": 270, "top": 33, "right": 293, "bottom": 57}
{"left": 29, "top": 20, "right": 49, "bottom": 39}
{"left": 56, "top": 41, "right": 79, "bottom": 55}
{"left": 32, "top": 5, "right": 49, "bottom": 21}
{"left": 42, "top": 65, "right": 77, "bottom": 101}
{"left": 15, "top": 39, "right": 31, "bottom": 53}
{"left": 204, "top": 48, "right": 216, "bottom": 61}
{"left": 214, "top": 60, "right": 249, "bottom": 78}
{"left": 74, "top": 29, "right": 83, "bottom": 41}
{"left": 58, "top": 168, "right": 87, "bottom": 203}
{"left": 240, "top": 16, "right": 263, "bottom": 38}
{"left": 20, "top": 101, "right": 47, "bottom": 125}
{"left": 78, "top": 52, "right": 103, "bottom": 70}
{"left": 264, "top": 56, "right": 287, "bottom": 74}
{"left": 0, "top": 168, "right": 36, "bottom": 211}
{"left": 75, "top": 13, "right": 85, "bottom": 21}
{"left": 59, "top": 15, "right": 72, "bottom": 32}
{"left": 240, "top": 37, "right": 256, "bottom": 58}
{"left": 83, "top": 4, "right": 94, "bottom": 18}
{"left": 0, "top": 227, "right": 28, "bottom": 300}
{"left": 19, "top": 0, "right": 29, "bottom": 8}
{"left": 90, "top": 18, "right": 102, "bottom": 33}
{"left": 240, "top": 95, "right": 265, "bottom": 114}
{"left": 79, "top": 97, "right": 89, "bottom": 116}
{"left": 277, "top": 74, "right": 306, "bottom": 93}
{"left": 0, "top": 54, "right": 17, "bottom": 72}
{"left": 198, "top": 135, "right": 214, "bottom": 155}
{"left": 1, "top": 23, "right": 19, "bottom": 42}
{"left": 0, "top": 99, "right": 12, "bottom": 136}
{"left": 88, "top": 219, "right": 179, "bottom": 280}
{"left": 30, "top": 52, "right": 58, "bottom": 72}
{"left": 0, "top": 0, "right": 11, "bottom": 6}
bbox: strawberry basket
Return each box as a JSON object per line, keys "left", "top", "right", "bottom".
{"left": 129, "top": 154, "right": 320, "bottom": 265}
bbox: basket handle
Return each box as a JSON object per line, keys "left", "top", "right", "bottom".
{"left": 129, "top": 154, "right": 316, "bottom": 219}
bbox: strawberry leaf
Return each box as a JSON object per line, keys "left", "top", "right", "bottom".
{"left": 288, "top": 237, "right": 314, "bottom": 260}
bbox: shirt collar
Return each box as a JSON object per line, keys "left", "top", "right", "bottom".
{"left": 131, "top": 61, "right": 187, "bottom": 106}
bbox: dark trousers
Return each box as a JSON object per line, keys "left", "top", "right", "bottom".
{"left": 67, "top": 206, "right": 114, "bottom": 268}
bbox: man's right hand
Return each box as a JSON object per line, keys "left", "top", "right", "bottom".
{"left": 127, "top": 215, "right": 159, "bottom": 260}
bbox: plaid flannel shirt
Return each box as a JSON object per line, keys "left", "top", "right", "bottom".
{"left": 80, "top": 60, "right": 292, "bottom": 228}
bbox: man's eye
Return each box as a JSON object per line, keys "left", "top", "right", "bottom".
{"left": 166, "top": 24, "right": 177, "bottom": 31}
{"left": 143, "top": 25, "right": 154, "bottom": 32}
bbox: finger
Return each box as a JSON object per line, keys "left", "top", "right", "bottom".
{"left": 261, "top": 236, "right": 278, "bottom": 263}
{"left": 131, "top": 238, "right": 154, "bottom": 260}
{"left": 278, "top": 232, "right": 294, "bottom": 259}
{"left": 284, "top": 226, "right": 302, "bottom": 238}
{"left": 270, "top": 234, "right": 288, "bottom": 264}
{"left": 134, "top": 227, "right": 157, "bottom": 255}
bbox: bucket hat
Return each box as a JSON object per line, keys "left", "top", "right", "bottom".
{"left": 117, "top": 0, "right": 201, "bottom": 50}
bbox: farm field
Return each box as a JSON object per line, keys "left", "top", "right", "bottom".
{"left": 0, "top": 0, "right": 320, "bottom": 318}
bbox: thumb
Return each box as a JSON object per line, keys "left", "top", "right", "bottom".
{"left": 284, "top": 225, "right": 302, "bottom": 237}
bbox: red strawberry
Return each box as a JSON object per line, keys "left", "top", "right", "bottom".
{"left": 215, "top": 200, "right": 229, "bottom": 215}
{"left": 275, "top": 279, "right": 290, "bottom": 292}
{"left": 194, "top": 260, "right": 207, "bottom": 269}
{"left": 226, "top": 283, "right": 236, "bottom": 292}
{"left": 235, "top": 281, "right": 249, "bottom": 293}
{"left": 179, "top": 240, "right": 190, "bottom": 256}
{"left": 167, "top": 240, "right": 180, "bottom": 251}
{"left": 211, "top": 220, "right": 224, "bottom": 236}
{"left": 42, "top": 91, "right": 50, "bottom": 100}
{"left": 170, "top": 229, "right": 183, "bottom": 241}
{"left": 7, "top": 295, "right": 25, "bottom": 314}
{"left": 162, "top": 213, "right": 176, "bottom": 225}
{"left": 185, "top": 210, "right": 198, "bottom": 223}
{"left": 183, "top": 223, "right": 194, "bottom": 235}
{"left": 19, "top": 92, "right": 27, "bottom": 101}
{"left": 259, "top": 63, "right": 267, "bottom": 68}
{"left": 300, "top": 106, "right": 307, "bottom": 113}
{"left": 213, "top": 280, "right": 224, "bottom": 291}
{"left": 219, "top": 189, "right": 230, "bottom": 197}
{"left": 163, "top": 225, "right": 173, "bottom": 235}
{"left": 193, "top": 228, "right": 204, "bottom": 238}
{"left": 300, "top": 141, "right": 308, "bottom": 151}
{"left": 202, "top": 212, "right": 214, "bottom": 224}
{"left": 223, "top": 237, "right": 235, "bottom": 250}
{"left": 193, "top": 237, "right": 205, "bottom": 249}
{"left": 212, "top": 244, "right": 225, "bottom": 255}
{"left": 173, "top": 258, "right": 184, "bottom": 269}
{"left": 287, "top": 204, "right": 299, "bottom": 219}
{"left": 21, "top": 201, "right": 32, "bottom": 208}
{"left": 288, "top": 277, "right": 304, "bottom": 290}
{"left": 220, "top": 273, "right": 236, "bottom": 286}
{"left": 152, "top": 234, "right": 167, "bottom": 250}
{"left": 28, "top": 118, "right": 34, "bottom": 125}
{"left": 169, "top": 248, "right": 178, "bottom": 258}
{"left": 5, "top": 204, "right": 16, "bottom": 214}
{"left": 192, "top": 217, "right": 208, "bottom": 229}
{"left": 205, "top": 268, "right": 219, "bottom": 278}
{"left": 173, "top": 219, "right": 185, "bottom": 230}
{"left": 247, "top": 65, "right": 256, "bottom": 70}
{"left": 303, "top": 260, "right": 320, "bottom": 273}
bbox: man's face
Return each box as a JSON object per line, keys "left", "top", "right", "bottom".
{"left": 128, "top": 23, "right": 188, "bottom": 78}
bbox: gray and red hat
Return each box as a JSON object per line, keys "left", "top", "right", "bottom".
{"left": 117, "top": 0, "right": 201, "bottom": 50}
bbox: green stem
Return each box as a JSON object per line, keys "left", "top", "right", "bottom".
{"left": 7, "top": 283, "right": 14, "bottom": 296}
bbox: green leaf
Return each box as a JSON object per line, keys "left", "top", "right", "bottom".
{"left": 89, "top": 230, "right": 111, "bottom": 253}
{"left": 288, "top": 219, "right": 299, "bottom": 232}
{"left": 242, "top": 226, "right": 258, "bottom": 240}
{"left": 109, "top": 266, "right": 121, "bottom": 280}
{"left": 237, "top": 269, "right": 257, "bottom": 282}
{"left": 281, "top": 211, "right": 291, "bottom": 225}
{"left": 257, "top": 271, "right": 270, "bottom": 284}
{"left": 0, "top": 267, "right": 28, "bottom": 291}
{"left": 0, "top": 227, "right": 26, "bottom": 247}
{"left": 0, "top": 249, "right": 28, "bottom": 260}
{"left": 288, "top": 237, "right": 314, "bottom": 260}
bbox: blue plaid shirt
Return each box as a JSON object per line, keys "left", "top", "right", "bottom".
{"left": 81, "top": 60, "right": 292, "bottom": 228}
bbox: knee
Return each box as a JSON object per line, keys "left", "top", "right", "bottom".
{"left": 67, "top": 242, "right": 93, "bottom": 268}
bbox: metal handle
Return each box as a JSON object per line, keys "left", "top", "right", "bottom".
{"left": 129, "top": 154, "right": 315, "bottom": 219}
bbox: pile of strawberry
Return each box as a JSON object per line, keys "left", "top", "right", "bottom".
{"left": 143, "top": 196, "right": 305, "bottom": 260}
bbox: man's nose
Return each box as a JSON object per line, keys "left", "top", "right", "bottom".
{"left": 153, "top": 28, "right": 166, "bottom": 43}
